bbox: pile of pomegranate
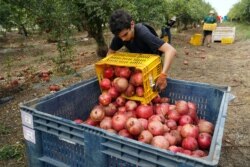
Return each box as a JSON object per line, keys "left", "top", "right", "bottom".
{"left": 74, "top": 66, "right": 215, "bottom": 158}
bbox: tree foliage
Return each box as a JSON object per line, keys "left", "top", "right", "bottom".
{"left": 0, "top": 0, "right": 216, "bottom": 58}
{"left": 228, "top": 0, "right": 250, "bottom": 23}
{"left": 165, "top": 0, "right": 213, "bottom": 30}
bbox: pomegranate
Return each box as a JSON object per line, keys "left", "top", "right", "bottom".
{"left": 74, "top": 119, "right": 83, "bottom": 124}
{"left": 119, "top": 67, "right": 131, "bottom": 78}
{"left": 198, "top": 119, "right": 214, "bottom": 134}
{"left": 182, "top": 149, "right": 192, "bottom": 155}
{"left": 125, "top": 101, "right": 137, "bottom": 112}
{"left": 103, "top": 103, "right": 117, "bottom": 116}
{"left": 163, "top": 124, "right": 170, "bottom": 133}
{"left": 176, "top": 100, "right": 189, "bottom": 115}
{"left": 148, "top": 121, "right": 164, "bottom": 136}
{"left": 138, "top": 118, "right": 148, "bottom": 130}
{"left": 103, "top": 67, "right": 114, "bottom": 79}
{"left": 118, "top": 129, "right": 133, "bottom": 139}
{"left": 160, "top": 97, "right": 170, "bottom": 103}
{"left": 117, "top": 106, "right": 126, "bottom": 114}
{"left": 136, "top": 104, "right": 153, "bottom": 119}
{"left": 116, "top": 96, "right": 126, "bottom": 106}
{"left": 151, "top": 136, "right": 169, "bottom": 149}
{"left": 100, "top": 78, "right": 111, "bottom": 90}
{"left": 111, "top": 114, "right": 128, "bottom": 131}
{"left": 187, "top": 109, "right": 199, "bottom": 124}
{"left": 138, "top": 130, "right": 153, "bottom": 144}
{"left": 83, "top": 117, "right": 99, "bottom": 126}
{"left": 178, "top": 115, "right": 193, "bottom": 126}
{"left": 100, "top": 117, "right": 112, "bottom": 130}
{"left": 177, "top": 126, "right": 183, "bottom": 133}
{"left": 154, "top": 103, "right": 169, "bottom": 116}
{"left": 181, "top": 136, "right": 198, "bottom": 151}
{"left": 113, "top": 77, "right": 129, "bottom": 93}
{"left": 197, "top": 132, "right": 212, "bottom": 149}
{"left": 135, "top": 86, "right": 144, "bottom": 97}
{"left": 126, "top": 117, "right": 143, "bottom": 136}
{"left": 166, "top": 119, "right": 177, "bottom": 130}
{"left": 167, "top": 110, "right": 181, "bottom": 122}
{"left": 126, "top": 111, "right": 136, "bottom": 119}
{"left": 192, "top": 150, "right": 207, "bottom": 157}
{"left": 181, "top": 124, "right": 199, "bottom": 138}
{"left": 148, "top": 114, "right": 165, "bottom": 124}
{"left": 152, "top": 95, "right": 162, "bottom": 104}
{"left": 108, "top": 87, "right": 120, "bottom": 99}
{"left": 188, "top": 101, "right": 197, "bottom": 112}
{"left": 130, "top": 71, "right": 143, "bottom": 86}
{"left": 124, "top": 83, "right": 135, "bottom": 97}
{"left": 170, "top": 130, "right": 182, "bottom": 145}
{"left": 99, "top": 92, "right": 112, "bottom": 106}
{"left": 114, "top": 66, "right": 122, "bottom": 77}
{"left": 90, "top": 105, "right": 105, "bottom": 121}
{"left": 169, "top": 146, "right": 183, "bottom": 153}
{"left": 169, "top": 104, "right": 176, "bottom": 111}
{"left": 164, "top": 132, "right": 177, "bottom": 146}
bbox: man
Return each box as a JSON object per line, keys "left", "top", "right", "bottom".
{"left": 160, "top": 16, "right": 176, "bottom": 44}
{"left": 107, "top": 9, "right": 176, "bottom": 91}
{"left": 202, "top": 10, "right": 216, "bottom": 47}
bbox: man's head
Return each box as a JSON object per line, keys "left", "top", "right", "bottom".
{"left": 109, "top": 9, "right": 134, "bottom": 41}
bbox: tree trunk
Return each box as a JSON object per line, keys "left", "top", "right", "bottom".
{"left": 87, "top": 23, "right": 108, "bottom": 57}
{"left": 18, "top": 24, "right": 28, "bottom": 37}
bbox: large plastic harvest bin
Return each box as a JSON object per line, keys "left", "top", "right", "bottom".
{"left": 20, "top": 77, "right": 234, "bottom": 167}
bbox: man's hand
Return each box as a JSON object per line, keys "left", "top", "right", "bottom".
{"left": 155, "top": 73, "right": 167, "bottom": 92}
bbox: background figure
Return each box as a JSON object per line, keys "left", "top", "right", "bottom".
{"left": 202, "top": 10, "right": 216, "bottom": 47}
{"left": 160, "top": 16, "right": 176, "bottom": 44}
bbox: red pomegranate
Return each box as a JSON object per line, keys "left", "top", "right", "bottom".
{"left": 138, "top": 130, "right": 153, "bottom": 144}
{"left": 180, "top": 124, "right": 199, "bottom": 138}
{"left": 136, "top": 104, "right": 154, "bottom": 119}
{"left": 148, "top": 121, "right": 164, "bottom": 136}
{"left": 90, "top": 105, "right": 105, "bottom": 121}
{"left": 125, "top": 117, "right": 143, "bottom": 136}
{"left": 181, "top": 136, "right": 198, "bottom": 151}
{"left": 111, "top": 114, "right": 128, "bottom": 131}
{"left": 197, "top": 132, "right": 212, "bottom": 149}
{"left": 151, "top": 136, "right": 169, "bottom": 149}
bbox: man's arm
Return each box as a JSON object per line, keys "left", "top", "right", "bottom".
{"left": 155, "top": 42, "right": 176, "bottom": 91}
{"left": 108, "top": 37, "right": 124, "bottom": 56}
{"left": 107, "top": 48, "right": 116, "bottom": 56}
{"left": 159, "top": 43, "right": 176, "bottom": 75}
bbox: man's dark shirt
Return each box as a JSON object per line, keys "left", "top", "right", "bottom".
{"left": 110, "top": 23, "right": 164, "bottom": 55}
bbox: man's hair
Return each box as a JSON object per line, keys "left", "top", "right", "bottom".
{"left": 109, "top": 9, "right": 132, "bottom": 36}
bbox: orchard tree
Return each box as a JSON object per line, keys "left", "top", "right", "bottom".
{"left": 228, "top": 0, "right": 250, "bottom": 23}
{"left": 73, "top": 0, "right": 136, "bottom": 57}
{"left": 133, "top": 0, "right": 168, "bottom": 27}
{"left": 0, "top": 0, "right": 33, "bottom": 36}
{"left": 166, "top": 0, "right": 213, "bottom": 31}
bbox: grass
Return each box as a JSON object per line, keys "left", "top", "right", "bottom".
{"left": 0, "top": 124, "right": 10, "bottom": 135}
{"left": 0, "top": 124, "right": 24, "bottom": 161}
{"left": 0, "top": 143, "right": 23, "bottom": 160}
{"left": 222, "top": 22, "right": 250, "bottom": 40}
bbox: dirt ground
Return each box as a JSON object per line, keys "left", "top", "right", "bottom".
{"left": 0, "top": 24, "right": 249, "bottom": 167}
